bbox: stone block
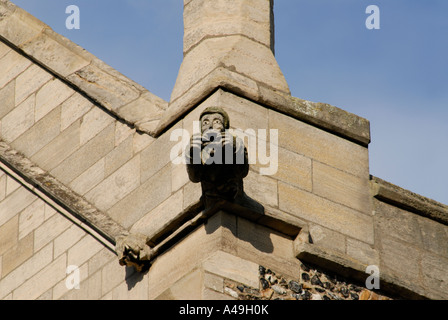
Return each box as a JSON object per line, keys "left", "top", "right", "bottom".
{"left": 51, "top": 123, "right": 114, "bottom": 185}
{"left": 0, "top": 80, "right": 15, "bottom": 118}
{"left": 272, "top": 147, "right": 312, "bottom": 192}
{"left": 0, "top": 171, "right": 6, "bottom": 201}
{"left": 52, "top": 263, "right": 89, "bottom": 300}
{"left": 0, "top": 50, "right": 31, "bottom": 89}
{"left": 183, "top": 180, "right": 202, "bottom": 210}
{"left": 307, "top": 223, "right": 346, "bottom": 255}
{"left": 85, "top": 155, "right": 140, "bottom": 211}
{"left": 34, "top": 213, "right": 72, "bottom": 252}
{"left": 105, "top": 135, "right": 133, "bottom": 177}
{"left": 111, "top": 273, "right": 149, "bottom": 300}
{"left": 101, "top": 258, "right": 127, "bottom": 297}
{"left": 11, "top": 106, "right": 62, "bottom": 158}
{"left": 20, "top": 30, "right": 90, "bottom": 77}
{"left": 373, "top": 200, "right": 423, "bottom": 247}
{"left": 30, "top": 119, "right": 81, "bottom": 172}
{"left": 421, "top": 253, "right": 448, "bottom": 299}
{"left": 171, "top": 162, "right": 190, "bottom": 193}
{"left": 416, "top": 215, "right": 448, "bottom": 257}
{"left": 53, "top": 224, "right": 86, "bottom": 259}
{"left": 379, "top": 235, "right": 422, "bottom": 290}
{"left": 140, "top": 123, "right": 182, "bottom": 183}
{"left": 88, "top": 247, "right": 116, "bottom": 276}
{"left": 61, "top": 270, "right": 102, "bottom": 300}
{"left": 279, "top": 182, "right": 374, "bottom": 244}
{"left": 0, "top": 186, "right": 37, "bottom": 227}
{"left": 12, "top": 254, "right": 67, "bottom": 300}
{"left": 183, "top": 0, "right": 273, "bottom": 53}
{"left": 346, "top": 238, "right": 379, "bottom": 267}
{"left": 69, "top": 158, "right": 105, "bottom": 196}
{"left": 269, "top": 110, "right": 369, "bottom": 178}
{"left": 60, "top": 92, "right": 93, "bottom": 131}
{"left": 67, "top": 234, "right": 104, "bottom": 267}
{"left": 109, "top": 164, "right": 172, "bottom": 229}
{"left": 0, "top": 42, "right": 10, "bottom": 59}
{"left": 0, "top": 4, "right": 46, "bottom": 47}
{"left": 0, "top": 215, "right": 18, "bottom": 256}
{"left": 133, "top": 130, "right": 155, "bottom": 154}
{"left": 204, "top": 271, "right": 224, "bottom": 293}
{"left": 18, "top": 199, "right": 45, "bottom": 240}
{"left": 115, "top": 121, "right": 135, "bottom": 147}
{"left": 202, "top": 288, "right": 236, "bottom": 300}
{"left": 170, "top": 35, "right": 289, "bottom": 103}
{"left": 2, "top": 232, "right": 33, "bottom": 277}
{"left": 15, "top": 64, "right": 52, "bottom": 106}
{"left": 156, "top": 269, "right": 203, "bottom": 300}
{"left": 244, "top": 170, "right": 278, "bottom": 208}
{"left": 79, "top": 107, "right": 115, "bottom": 145}
{"left": 131, "top": 189, "right": 184, "bottom": 243}
{"left": 5, "top": 175, "right": 20, "bottom": 196}
{"left": 1, "top": 94, "right": 35, "bottom": 143}
{"left": 35, "top": 79, "right": 74, "bottom": 122}
{"left": 0, "top": 243, "right": 53, "bottom": 299}
{"left": 67, "top": 64, "right": 140, "bottom": 111}
{"left": 147, "top": 216, "right": 234, "bottom": 299}
{"left": 202, "top": 250, "right": 259, "bottom": 289}
{"left": 313, "top": 161, "right": 371, "bottom": 214}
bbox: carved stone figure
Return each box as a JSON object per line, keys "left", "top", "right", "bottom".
{"left": 115, "top": 233, "right": 152, "bottom": 272}
{"left": 185, "top": 107, "right": 249, "bottom": 209}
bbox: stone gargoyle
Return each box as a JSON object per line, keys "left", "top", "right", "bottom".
{"left": 115, "top": 107, "right": 251, "bottom": 272}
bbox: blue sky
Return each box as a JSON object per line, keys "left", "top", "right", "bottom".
{"left": 10, "top": 0, "right": 448, "bottom": 205}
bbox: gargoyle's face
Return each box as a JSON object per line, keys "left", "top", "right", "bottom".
{"left": 201, "top": 113, "right": 225, "bottom": 133}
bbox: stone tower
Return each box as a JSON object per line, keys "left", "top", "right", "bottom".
{"left": 0, "top": 0, "right": 447, "bottom": 300}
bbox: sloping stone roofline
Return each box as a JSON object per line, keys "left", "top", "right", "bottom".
{"left": 0, "top": 0, "right": 370, "bottom": 146}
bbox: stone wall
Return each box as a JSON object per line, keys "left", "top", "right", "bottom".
{"left": 0, "top": 0, "right": 447, "bottom": 301}
{"left": 0, "top": 168, "right": 146, "bottom": 300}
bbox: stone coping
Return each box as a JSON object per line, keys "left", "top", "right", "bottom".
{"left": 1, "top": 0, "right": 370, "bottom": 147}
{"left": 155, "top": 67, "right": 371, "bottom": 147}
{"left": 371, "top": 176, "right": 448, "bottom": 225}
{"left": 0, "top": 0, "right": 167, "bottom": 135}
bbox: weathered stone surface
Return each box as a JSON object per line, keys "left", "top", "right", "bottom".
{"left": 0, "top": 48, "right": 32, "bottom": 89}
{"left": 35, "top": 78, "right": 74, "bottom": 122}
{"left": 51, "top": 123, "right": 114, "bottom": 184}
{"left": 131, "top": 189, "right": 184, "bottom": 244}
{"left": 170, "top": 35, "right": 289, "bottom": 103}
{"left": 371, "top": 176, "right": 448, "bottom": 226}
{"left": 109, "top": 164, "right": 172, "bottom": 229}
{"left": 183, "top": 0, "right": 274, "bottom": 54}
{"left": 1, "top": 94, "right": 35, "bottom": 143}
{"left": 60, "top": 92, "right": 93, "bottom": 131}
{"left": 279, "top": 182, "right": 374, "bottom": 244}
{"left": 85, "top": 155, "right": 140, "bottom": 211}
{"left": 270, "top": 110, "right": 369, "bottom": 179}
{"left": 20, "top": 29, "right": 90, "bottom": 78}
{"left": 0, "top": 215, "right": 18, "bottom": 256}
{"left": 313, "top": 161, "right": 371, "bottom": 214}
{"left": 30, "top": 119, "right": 81, "bottom": 172}
{"left": 15, "top": 64, "right": 52, "bottom": 106}
{"left": 0, "top": 80, "right": 15, "bottom": 118}
{"left": 11, "top": 106, "right": 61, "bottom": 158}
{"left": 67, "top": 64, "right": 140, "bottom": 112}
